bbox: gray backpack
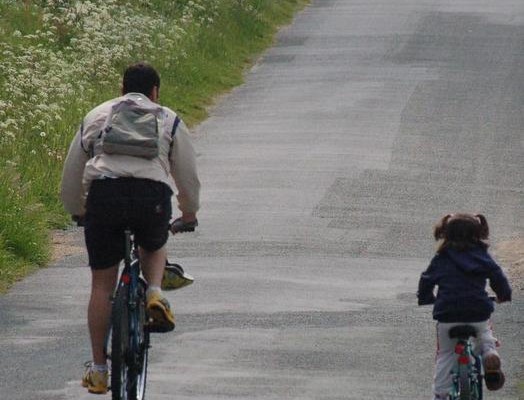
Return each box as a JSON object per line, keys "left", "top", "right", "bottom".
{"left": 93, "top": 97, "right": 164, "bottom": 159}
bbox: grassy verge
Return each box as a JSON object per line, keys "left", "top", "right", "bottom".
{"left": 0, "top": 0, "right": 309, "bottom": 292}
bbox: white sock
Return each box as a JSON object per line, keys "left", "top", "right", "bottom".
{"left": 146, "top": 285, "right": 162, "bottom": 299}
{"left": 92, "top": 363, "right": 108, "bottom": 373}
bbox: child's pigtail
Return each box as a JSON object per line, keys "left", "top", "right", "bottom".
{"left": 434, "top": 214, "right": 452, "bottom": 241}
{"left": 475, "top": 214, "right": 490, "bottom": 240}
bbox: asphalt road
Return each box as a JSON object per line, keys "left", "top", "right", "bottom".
{"left": 1, "top": 1, "right": 523, "bottom": 399}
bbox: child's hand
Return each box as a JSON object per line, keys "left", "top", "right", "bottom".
{"left": 494, "top": 295, "right": 511, "bottom": 303}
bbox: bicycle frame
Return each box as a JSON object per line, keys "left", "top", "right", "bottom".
{"left": 105, "top": 229, "right": 150, "bottom": 400}
{"left": 124, "top": 230, "right": 145, "bottom": 363}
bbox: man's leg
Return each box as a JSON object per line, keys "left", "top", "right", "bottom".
{"left": 139, "top": 245, "right": 167, "bottom": 287}
{"left": 139, "top": 245, "right": 175, "bottom": 332}
{"left": 88, "top": 265, "right": 119, "bottom": 365}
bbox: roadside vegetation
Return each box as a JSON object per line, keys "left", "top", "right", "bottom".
{"left": 0, "top": 0, "right": 309, "bottom": 291}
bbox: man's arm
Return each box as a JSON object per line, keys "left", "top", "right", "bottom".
{"left": 60, "top": 128, "right": 90, "bottom": 216}
{"left": 169, "top": 119, "right": 200, "bottom": 216}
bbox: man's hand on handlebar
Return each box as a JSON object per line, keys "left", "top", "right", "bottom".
{"left": 170, "top": 215, "right": 198, "bottom": 234}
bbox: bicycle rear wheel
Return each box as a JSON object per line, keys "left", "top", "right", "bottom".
{"left": 127, "top": 280, "right": 149, "bottom": 400}
{"left": 475, "top": 356, "right": 483, "bottom": 400}
{"left": 458, "top": 366, "right": 472, "bottom": 400}
{"left": 111, "top": 281, "right": 150, "bottom": 400}
{"left": 111, "top": 283, "right": 131, "bottom": 400}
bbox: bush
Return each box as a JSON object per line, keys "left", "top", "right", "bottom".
{"left": 0, "top": 0, "right": 309, "bottom": 290}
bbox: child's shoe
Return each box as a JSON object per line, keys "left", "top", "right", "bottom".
{"left": 483, "top": 352, "right": 505, "bottom": 390}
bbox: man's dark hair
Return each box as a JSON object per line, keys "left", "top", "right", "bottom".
{"left": 122, "top": 62, "right": 160, "bottom": 96}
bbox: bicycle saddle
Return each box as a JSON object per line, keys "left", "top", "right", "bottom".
{"left": 449, "top": 325, "right": 477, "bottom": 339}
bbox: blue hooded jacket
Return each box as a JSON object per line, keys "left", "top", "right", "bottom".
{"left": 417, "top": 246, "right": 512, "bottom": 322}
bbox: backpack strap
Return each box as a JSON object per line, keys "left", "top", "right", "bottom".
{"left": 169, "top": 115, "right": 181, "bottom": 156}
{"left": 171, "top": 116, "right": 181, "bottom": 138}
{"left": 79, "top": 120, "right": 91, "bottom": 155}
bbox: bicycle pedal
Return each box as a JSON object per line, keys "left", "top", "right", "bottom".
{"left": 146, "top": 322, "right": 175, "bottom": 333}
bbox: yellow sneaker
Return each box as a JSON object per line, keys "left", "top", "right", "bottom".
{"left": 146, "top": 291, "right": 175, "bottom": 333}
{"left": 81, "top": 362, "right": 108, "bottom": 394}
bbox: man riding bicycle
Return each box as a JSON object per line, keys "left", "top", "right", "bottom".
{"left": 60, "top": 62, "right": 200, "bottom": 394}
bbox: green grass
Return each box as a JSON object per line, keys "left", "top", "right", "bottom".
{"left": 0, "top": 0, "right": 309, "bottom": 291}
{"left": 0, "top": 166, "right": 49, "bottom": 292}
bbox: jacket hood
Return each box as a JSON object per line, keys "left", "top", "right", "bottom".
{"left": 443, "top": 246, "right": 494, "bottom": 273}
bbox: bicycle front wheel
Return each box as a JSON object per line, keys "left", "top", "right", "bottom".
{"left": 111, "top": 284, "right": 131, "bottom": 400}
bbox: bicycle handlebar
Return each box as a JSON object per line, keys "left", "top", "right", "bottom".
{"left": 169, "top": 217, "right": 198, "bottom": 234}
{"left": 72, "top": 215, "right": 85, "bottom": 227}
{"left": 72, "top": 215, "right": 198, "bottom": 234}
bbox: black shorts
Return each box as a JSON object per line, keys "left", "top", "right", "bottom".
{"left": 84, "top": 178, "right": 173, "bottom": 270}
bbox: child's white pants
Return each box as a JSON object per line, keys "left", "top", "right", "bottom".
{"left": 432, "top": 320, "right": 498, "bottom": 399}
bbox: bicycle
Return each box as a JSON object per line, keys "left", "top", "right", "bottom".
{"left": 448, "top": 324, "right": 483, "bottom": 400}
{"left": 103, "top": 218, "right": 197, "bottom": 400}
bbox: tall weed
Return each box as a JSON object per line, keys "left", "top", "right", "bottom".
{"left": 0, "top": 166, "right": 49, "bottom": 288}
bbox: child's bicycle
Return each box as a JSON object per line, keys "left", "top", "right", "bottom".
{"left": 447, "top": 324, "right": 483, "bottom": 400}
{"left": 104, "top": 218, "right": 196, "bottom": 400}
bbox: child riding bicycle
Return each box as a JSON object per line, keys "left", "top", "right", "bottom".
{"left": 417, "top": 213, "right": 512, "bottom": 400}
